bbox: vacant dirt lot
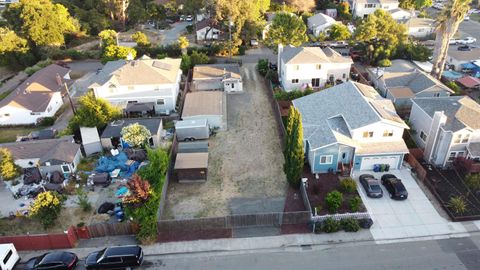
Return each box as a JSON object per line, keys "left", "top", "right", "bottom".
{"left": 164, "top": 63, "right": 287, "bottom": 219}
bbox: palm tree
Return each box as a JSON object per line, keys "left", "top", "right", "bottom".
{"left": 431, "top": 0, "right": 471, "bottom": 79}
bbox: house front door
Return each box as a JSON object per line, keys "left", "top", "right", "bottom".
{"left": 341, "top": 152, "right": 349, "bottom": 164}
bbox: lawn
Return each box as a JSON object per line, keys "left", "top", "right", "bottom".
{"left": 0, "top": 126, "right": 42, "bottom": 143}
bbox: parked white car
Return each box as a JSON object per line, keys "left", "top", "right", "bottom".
{"left": 449, "top": 38, "right": 458, "bottom": 45}
{"left": 457, "top": 37, "right": 477, "bottom": 44}
{"left": 433, "top": 3, "right": 444, "bottom": 9}
{"left": 464, "top": 16, "right": 470, "bottom": 21}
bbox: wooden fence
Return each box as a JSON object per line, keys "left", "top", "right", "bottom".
{"left": 405, "top": 151, "right": 427, "bottom": 181}
{"left": 0, "top": 226, "right": 77, "bottom": 251}
{"left": 86, "top": 222, "right": 138, "bottom": 238}
{"left": 266, "top": 80, "right": 285, "bottom": 143}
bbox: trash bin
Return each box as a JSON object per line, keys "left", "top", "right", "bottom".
{"left": 385, "top": 164, "right": 390, "bottom": 172}
{"left": 379, "top": 164, "right": 385, "bottom": 172}
{"left": 373, "top": 164, "right": 380, "bottom": 172}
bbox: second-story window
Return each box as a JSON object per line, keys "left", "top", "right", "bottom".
{"left": 292, "top": 79, "right": 299, "bottom": 83}
{"left": 294, "top": 65, "right": 299, "bottom": 71}
{"left": 383, "top": 130, "right": 394, "bottom": 137}
{"left": 316, "top": 64, "right": 321, "bottom": 70}
{"left": 454, "top": 134, "right": 462, "bottom": 144}
{"left": 462, "top": 133, "right": 470, "bottom": 143}
{"left": 363, "top": 131, "right": 374, "bottom": 138}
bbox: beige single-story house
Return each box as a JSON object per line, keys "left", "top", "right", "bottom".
{"left": 192, "top": 64, "right": 242, "bottom": 92}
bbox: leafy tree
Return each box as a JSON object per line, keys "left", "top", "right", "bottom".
{"left": 400, "top": 0, "right": 433, "bottom": 10}
{"left": 283, "top": 106, "right": 304, "bottom": 188}
{"left": 394, "top": 41, "right": 433, "bottom": 61}
{"left": 29, "top": 191, "right": 64, "bottom": 228}
{"left": 146, "top": 2, "right": 166, "bottom": 28}
{"left": 284, "top": 0, "right": 315, "bottom": 12}
{"left": 0, "top": 27, "right": 35, "bottom": 69}
{"left": 180, "top": 50, "right": 210, "bottom": 73}
{"left": 215, "top": 0, "right": 270, "bottom": 49}
{"left": 98, "top": 29, "right": 118, "bottom": 47}
{"left": 68, "top": 92, "right": 121, "bottom": 132}
{"left": 132, "top": 31, "right": 150, "bottom": 47}
{"left": 184, "top": 0, "right": 205, "bottom": 15}
{"left": 121, "top": 123, "right": 152, "bottom": 148}
{"left": 3, "top": 0, "right": 79, "bottom": 47}
{"left": 445, "top": 81, "right": 461, "bottom": 95}
{"left": 431, "top": 0, "right": 471, "bottom": 79}
{"left": 257, "top": 59, "right": 269, "bottom": 76}
{"left": 123, "top": 174, "right": 152, "bottom": 205}
{"left": 337, "top": 2, "right": 352, "bottom": 20}
{"left": 265, "top": 12, "right": 308, "bottom": 49}
{"left": 103, "top": 0, "right": 130, "bottom": 29}
{"left": 0, "top": 148, "right": 21, "bottom": 180}
{"left": 378, "top": 59, "right": 392, "bottom": 67}
{"left": 101, "top": 44, "right": 137, "bottom": 63}
{"left": 354, "top": 9, "right": 407, "bottom": 64}
{"left": 329, "top": 23, "right": 351, "bottom": 41}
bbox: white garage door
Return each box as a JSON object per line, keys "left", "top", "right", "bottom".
{"left": 359, "top": 156, "right": 400, "bottom": 171}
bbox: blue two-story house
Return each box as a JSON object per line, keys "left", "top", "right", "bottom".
{"left": 292, "top": 81, "right": 410, "bottom": 174}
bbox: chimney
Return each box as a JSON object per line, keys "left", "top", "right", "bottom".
{"left": 55, "top": 73, "right": 62, "bottom": 86}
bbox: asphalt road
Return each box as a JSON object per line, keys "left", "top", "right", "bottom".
{"left": 140, "top": 235, "right": 480, "bottom": 270}
{"left": 160, "top": 21, "right": 190, "bottom": 45}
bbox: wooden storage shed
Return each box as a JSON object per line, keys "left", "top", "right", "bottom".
{"left": 174, "top": 152, "right": 208, "bottom": 182}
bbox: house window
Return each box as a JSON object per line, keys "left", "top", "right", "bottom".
{"left": 420, "top": 131, "right": 427, "bottom": 141}
{"left": 461, "top": 133, "right": 470, "bottom": 143}
{"left": 457, "top": 151, "right": 465, "bottom": 158}
{"left": 418, "top": 28, "right": 425, "bottom": 32}
{"left": 362, "top": 131, "right": 374, "bottom": 138}
{"left": 434, "top": 93, "right": 440, "bottom": 97}
{"left": 109, "top": 84, "right": 116, "bottom": 93}
{"left": 383, "top": 5, "right": 389, "bottom": 9}
{"left": 448, "top": 152, "right": 457, "bottom": 162}
{"left": 127, "top": 100, "right": 138, "bottom": 104}
{"left": 383, "top": 130, "right": 394, "bottom": 137}
{"left": 294, "top": 65, "right": 299, "bottom": 71}
{"left": 342, "top": 73, "right": 346, "bottom": 79}
{"left": 312, "top": 78, "right": 320, "bottom": 87}
{"left": 156, "top": 99, "right": 165, "bottom": 105}
{"left": 454, "top": 134, "right": 462, "bottom": 144}
{"left": 329, "top": 75, "right": 334, "bottom": 82}
{"left": 30, "top": 112, "right": 41, "bottom": 115}
{"left": 61, "top": 165, "right": 71, "bottom": 173}
{"left": 365, "top": 3, "right": 375, "bottom": 8}
{"left": 316, "top": 64, "right": 321, "bottom": 70}
{"left": 231, "top": 83, "right": 235, "bottom": 89}
{"left": 4, "top": 113, "right": 9, "bottom": 117}
{"left": 292, "top": 79, "right": 299, "bottom": 83}
{"left": 319, "top": 155, "right": 333, "bottom": 164}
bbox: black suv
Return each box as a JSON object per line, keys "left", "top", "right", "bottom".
{"left": 381, "top": 174, "right": 408, "bottom": 200}
{"left": 85, "top": 245, "right": 144, "bottom": 270}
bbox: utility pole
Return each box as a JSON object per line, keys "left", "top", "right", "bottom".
{"left": 228, "top": 17, "right": 233, "bottom": 61}
{"left": 64, "top": 82, "right": 76, "bottom": 115}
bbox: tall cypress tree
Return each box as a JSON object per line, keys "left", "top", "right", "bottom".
{"left": 283, "top": 106, "right": 304, "bottom": 188}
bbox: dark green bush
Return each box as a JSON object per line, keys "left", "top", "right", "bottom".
{"left": 339, "top": 178, "right": 357, "bottom": 193}
{"left": 341, "top": 218, "right": 360, "bottom": 232}
{"left": 322, "top": 217, "right": 341, "bottom": 233}
{"left": 273, "top": 88, "right": 314, "bottom": 101}
{"left": 349, "top": 195, "right": 362, "bottom": 212}
{"left": 257, "top": 59, "right": 269, "bottom": 76}
{"left": 325, "top": 190, "right": 343, "bottom": 213}
{"left": 39, "top": 117, "right": 55, "bottom": 126}
{"left": 265, "top": 69, "right": 279, "bottom": 84}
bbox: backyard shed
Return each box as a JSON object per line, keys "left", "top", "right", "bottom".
{"left": 174, "top": 152, "right": 208, "bottom": 182}
{"left": 181, "top": 91, "right": 226, "bottom": 130}
{"left": 80, "top": 127, "right": 102, "bottom": 156}
{"left": 100, "top": 118, "right": 163, "bottom": 149}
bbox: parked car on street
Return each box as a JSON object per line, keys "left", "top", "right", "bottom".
{"left": 186, "top": 15, "right": 193, "bottom": 22}
{"left": 457, "top": 36, "right": 477, "bottom": 44}
{"left": 449, "top": 38, "right": 458, "bottom": 45}
{"left": 328, "top": 41, "right": 348, "bottom": 48}
{"left": 25, "top": 251, "right": 78, "bottom": 270}
{"left": 359, "top": 174, "right": 383, "bottom": 198}
{"left": 433, "top": 3, "right": 444, "bottom": 9}
{"left": 458, "top": 45, "right": 471, "bottom": 51}
{"left": 381, "top": 174, "right": 408, "bottom": 200}
{"left": 85, "top": 245, "right": 144, "bottom": 270}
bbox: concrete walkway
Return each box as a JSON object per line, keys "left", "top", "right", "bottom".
{"left": 0, "top": 71, "right": 27, "bottom": 95}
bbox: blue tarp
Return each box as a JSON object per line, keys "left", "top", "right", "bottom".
{"left": 442, "top": 70, "right": 463, "bottom": 80}
{"left": 95, "top": 152, "right": 139, "bottom": 178}
{"left": 462, "top": 62, "right": 477, "bottom": 69}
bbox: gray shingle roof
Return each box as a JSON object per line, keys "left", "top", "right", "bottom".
{"left": 307, "top": 13, "right": 335, "bottom": 27}
{"left": 292, "top": 81, "right": 407, "bottom": 150}
{"left": 280, "top": 46, "right": 353, "bottom": 65}
{"left": 0, "top": 136, "right": 80, "bottom": 165}
{"left": 412, "top": 96, "right": 480, "bottom": 132}
{"left": 101, "top": 118, "right": 162, "bottom": 138}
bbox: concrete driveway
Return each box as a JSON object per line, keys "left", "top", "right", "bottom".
{"left": 352, "top": 169, "right": 467, "bottom": 242}
{"left": 160, "top": 21, "right": 190, "bottom": 45}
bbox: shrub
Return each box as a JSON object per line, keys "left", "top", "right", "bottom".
{"left": 377, "top": 59, "right": 392, "bottom": 67}
{"left": 39, "top": 117, "right": 55, "bottom": 126}
{"left": 341, "top": 218, "right": 360, "bottom": 232}
{"left": 465, "top": 174, "right": 480, "bottom": 193}
{"left": 322, "top": 217, "right": 341, "bottom": 233}
{"left": 274, "top": 89, "right": 314, "bottom": 101}
{"left": 446, "top": 81, "right": 462, "bottom": 95}
{"left": 0, "top": 148, "right": 21, "bottom": 180}
{"left": 76, "top": 189, "right": 92, "bottom": 212}
{"left": 359, "top": 218, "right": 374, "bottom": 229}
{"left": 349, "top": 196, "right": 362, "bottom": 212}
{"left": 29, "top": 191, "right": 64, "bottom": 228}
{"left": 325, "top": 190, "right": 343, "bottom": 213}
{"left": 257, "top": 59, "right": 269, "bottom": 76}
{"left": 448, "top": 196, "right": 467, "bottom": 215}
{"left": 265, "top": 69, "right": 279, "bottom": 84}
{"left": 238, "top": 45, "right": 246, "bottom": 55}
{"left": 339, "top": 178, "right": 357, "bottom": 193}
{"left": 186, "top": 24, "right": 194, "bottom": 33}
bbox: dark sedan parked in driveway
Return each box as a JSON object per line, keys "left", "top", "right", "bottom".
{"left": 359, "top": 174, "right": 383, "bottom": 198}
{"left": 381, "top": 174, "right": 408, "bottom": 200}
{"left": 25, "top": 251, "right": 78, "bottom": 270}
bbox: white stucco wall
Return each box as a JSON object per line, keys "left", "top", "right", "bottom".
{"left": 0, "top": 92, "right": 63, "bottom": 126}
{"left": 409, "top": 101, "right": 433, "bottom": 149}
{"left": 352, "top": 2, "right": 399, "bottom": 18}
{"left": 196, "top": 27, "right": 220, "bottom": 41}
{"left": 280, "top": 62, "right": 351, "bottom": 91}
{"left": 350, "top": 122, "right": 405, "bottom": 142}
{"left": 408, "top": 26, "right": 435, "bottom": 38}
